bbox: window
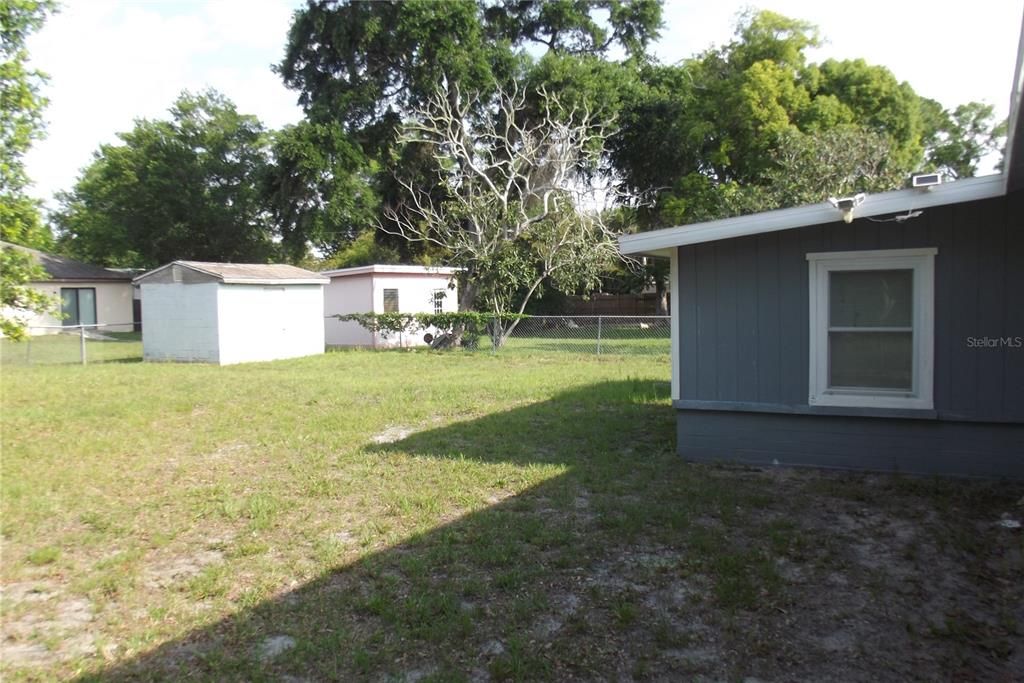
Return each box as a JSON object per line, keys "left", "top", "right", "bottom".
{"left": 432, "top": 289, "right": 446, "bottom": 314}
{"left": 61, "top": 288, "right": 97, "bottom": 327}
{"left": 383, "top": 288, "right": 399, "bottom": 313}
{"left": 807, "top": 248, "right": 936, "bottom": 410}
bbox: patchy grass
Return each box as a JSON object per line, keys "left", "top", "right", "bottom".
{"left": 1, "top": 332, "right": 142, "bottom": 366}
{"left": 1, "top": 350, "right": 1022, "bottom": 681}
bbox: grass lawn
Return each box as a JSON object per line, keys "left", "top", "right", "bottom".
{"left": 1, "top": 350, "right": 1022, "bottom": 681}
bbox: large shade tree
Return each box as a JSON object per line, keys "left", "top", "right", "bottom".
{"left": 54, "top": 91, "right": 276, "bottom": 268}
{"left": 272, "top": 0, "right": 662, "bottom": 260}
{"left": 611, "top": 10, "right": 1007, "bottom": 228}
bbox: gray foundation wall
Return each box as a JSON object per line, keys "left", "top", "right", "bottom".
{"left": 677, "top": 410, "right": 1023, "bottom": 479}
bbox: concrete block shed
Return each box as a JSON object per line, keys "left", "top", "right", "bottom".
{"left": 134, "top": 261, "right": 328, "bottom": 365}
{"left": 322, "top": 265, "right": 459, "bottom": 347}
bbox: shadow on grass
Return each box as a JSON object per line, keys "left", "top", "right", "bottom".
{"left": 83, "top": 378, "right": 782, "bottom": 681}
{"left": 73, "top": 377, "right": 1024, "bottom": 681}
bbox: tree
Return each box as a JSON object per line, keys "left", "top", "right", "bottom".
{"left": 383, "top": 84, "right": 625, "bottom": 343}
{"left": 1, "top": 0, "right": 54, "bottom": 248}
{"left": 923, "top": 101, "right": 1007, "bottom": 178}
{"left": 0, "top": 246, "right": 53, "bottom": 340}
{"left": 1, "top": 0, "right": 57, "bottom": 340}
{"left": 54, "top": 91, "right": 275, "bottom": 268}
{"left": 611, "top": 10, "right": 1006, "bottom": 228}
{"left": 273, "top": 0, "right": 660, "bottom": 262}
{"left": 264, "top": 121, "right": 379, "bottom": 260}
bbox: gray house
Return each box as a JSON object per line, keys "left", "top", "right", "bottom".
{"left": 620, "top": 54, "right": 1024, "bottom": 479}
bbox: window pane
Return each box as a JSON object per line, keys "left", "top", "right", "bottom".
{"left": 78, "top": 289, "right": 97, "bottom": 326}
{"left": 61, "top": 289, "right": 79, "bottom": 326}
{"left": 433, "top": 289, "right": 444, "bottom": 314}
{"left": 829, "top": 331, "right": 913, "bottom": 390}
{"left": 830, "top": 270, "right": 912, "bottom": 327}
{"left": 383, "top": 288, "right": 399, "bottom": 313}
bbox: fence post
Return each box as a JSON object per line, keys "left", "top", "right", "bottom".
{"left": 79, "top": 325, "right": 87, "bottom": 365}
{"left": 597, "top": 316, "right": 602, "bottom": 355}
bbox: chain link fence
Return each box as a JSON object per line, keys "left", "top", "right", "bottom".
{"left": 484, "top": 315, "right": 670, "bottom": 356}
{"left": 1, "top": 324, "right": 142, "bottom": 366}
{"left": 3, "top": 316, "right": 669, "bottom": 366}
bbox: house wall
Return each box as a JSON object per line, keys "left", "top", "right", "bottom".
{"left": 140, "top": 282, "right": 220, "bottom": 362}
{"left": 673, "top": 190, "right": 1024, "bottom": 477}
{"left": 323, "top": 274, "right": 374, "bottom": 347}
{"left": 324, "top": 272, "right": 458, "bottom": 348}
{"left": 217, "top": 284, "right": 324, "bottom": 365}
{"left": 26, "top": 281, "right": 134, "bottom": 334}
{"left": 369, "top": 273, "right": 457, "bottom": 348}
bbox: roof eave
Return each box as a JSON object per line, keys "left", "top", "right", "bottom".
{"left": 619, "top": 174, "right": 1006, "bottom": 254}
{"left": 220, "top": 278, "right": 329, "bottom": 285}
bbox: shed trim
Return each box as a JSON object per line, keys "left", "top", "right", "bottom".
{"left": 321, "top": 264, "right": 461, "bottom": 278}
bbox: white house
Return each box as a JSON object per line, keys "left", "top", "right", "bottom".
{"left": 1, "top": 241, "right": 136, "bottom": 335}
{"left": 134, "top": 261, "right": 328, "bottom": 365}
{"left": 322, "top": 264, "right": 459, "bottom": 347}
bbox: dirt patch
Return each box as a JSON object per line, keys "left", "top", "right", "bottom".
{"left": 1, "top": 592, "right": 96, "bottom": 668}
{"left": 143, "top": 549, "right": 224, "bottom": 588}
{"left": 372, "top": 426, "right": 416, "bottom": 444}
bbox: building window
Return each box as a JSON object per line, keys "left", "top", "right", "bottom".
{"left": 807, "top": 248, "right": 936, "bottom": 410}
{"left": 383, "top": 288, "right": 399, "bottom": 313}
{"left": 432, "top": 289, "right": 446, "bottom": 314}
{"left": 61, "top": 288, "right": 97, "bottom": 327}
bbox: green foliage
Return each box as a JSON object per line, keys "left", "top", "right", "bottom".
{"left": 316, "top": 230, "right": 401, "bottom": 271}
{"left": 0, "top": 246, "right": 55, "bottom": 341}
{"left": 281, "top": 0, "right": 662, "bottom": 135}
{"left": 0, "top": 0, "right": 56, "bottom": 249}
{"left": 923, "top": 101, "right": 1007, "bottom": 178}
{"left": 1, "top": 2, "right": 57, "bottom": 340}
{"left": 611, "top": 9, "right": 1006, "bottom": 228}
{"left": 277, "top": 0, "right": 661, "bottom": 266}
{"left": 53, "top": 90, "right": 276, "bottom": 268}
{"left": 264, "top": 121, "right": 380, "bottom": 260}
{"left": 334, "top": 311, "right": 525, "bottom": 347}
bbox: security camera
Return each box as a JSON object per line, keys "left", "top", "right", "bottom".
{"left": 828, "top": 193, "right": 866, "bottom": 224}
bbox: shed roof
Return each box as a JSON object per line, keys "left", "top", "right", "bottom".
{"left": 621, "top": 17, "right": 1024, "bottom": 257}
{"left": 321, "top": 264, "right": 461, "bottom": 278}
{"left": 134, "top": 260, "right": 328, "bottom": 285}
{"left": 1, "top": 241, "right": 134, "bottom": 282}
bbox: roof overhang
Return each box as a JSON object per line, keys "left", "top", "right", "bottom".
{"left": 134, "top": 260, "right": 329, "bottom": 284}
{"left": 321, "top": 264, "right": 461, "bottom": 278}
{"left": 619, "top": 173, "right": 1006, "bottom": 256}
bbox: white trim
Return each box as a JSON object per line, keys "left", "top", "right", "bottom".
{"left": 1002, "top": 14, "right": 1024, "bottom": 195}
{"left": 321, "top": 264, "right": 461, "bottom": 277}
{"left": 806, "top": 247, "right": 938, "bottom": 261}
{"left": 807, "top": 248, "right": 936, "bottom": 410}
{"left": 219, "top": 278, "right": 327, "bottom": 285}
{"left": 669, "top": 250, "right": 680, "bottom": 401}
{"left": 619, "top": 174, "right": 1004, "bottom": 255}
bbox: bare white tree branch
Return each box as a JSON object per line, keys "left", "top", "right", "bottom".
{"left": 382, "top": 82, "right": 637, "bottom": 345}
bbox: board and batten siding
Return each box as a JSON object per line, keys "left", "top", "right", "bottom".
{"left": 675, "top": 190, "right": 1024, "bottom": 478}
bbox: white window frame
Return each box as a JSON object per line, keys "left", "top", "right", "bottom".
{"left": 807, "top": 247, "right": 936, "bottom": 410}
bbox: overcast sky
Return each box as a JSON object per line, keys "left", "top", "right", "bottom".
{"left": 24, "top": 0, "right": 1024, "bottom": 208}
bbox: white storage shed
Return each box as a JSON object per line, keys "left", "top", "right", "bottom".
{"left": 135, "top": 261, "right": 328, "bottom": 365}
{"left": 322, "top": 264, "right": 459, "bottom": 348}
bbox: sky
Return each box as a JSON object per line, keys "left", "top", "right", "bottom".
{"left": 23, "top": 0, "right": 1024, "bottom": 209}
